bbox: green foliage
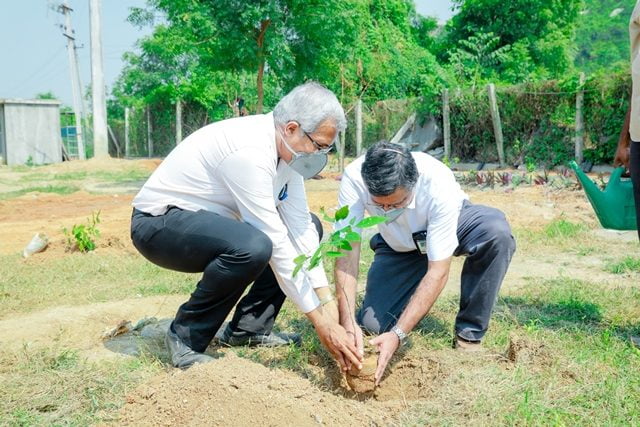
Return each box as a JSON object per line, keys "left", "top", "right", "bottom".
{"left": 449, "top": 32, "right": 513, "bottom": 87}
{"left": 438, "top": 0, "right": 581, "bottom": 84}
{"left": 64, "top": 211, "right": 101, "bottom": 253}
{"left": 606, "top": 256, "right": 640, "bottom": 274}
{"left": 35, "top": 91, "right": 57, "bottom": 100}
{"left": 543, "top": 218, "right": 586, "bottom": 239}
{"left": 112, "top": 0, "right": 446, "bottom": 144}
{"left": 430, "top": 70, "right": 631, "bottom": 166}
{"left": 575, "top": 0, "right": 637, "bottom": 73}
{"left": 292, "top": 206, "right": 386, "bottom": 277}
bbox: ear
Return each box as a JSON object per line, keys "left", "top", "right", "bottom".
{"left": 284, "top": 121, "right": 299, "bottom": 135}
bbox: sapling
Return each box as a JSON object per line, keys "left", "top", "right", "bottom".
{"left": 63, "top": 211, "right": 101, "bottom": 252}
{"left": 293, "top": 205, "right": 386, "bottom": 392}
{"left": 292, "top": 205, "right": 386, "bottom": 277}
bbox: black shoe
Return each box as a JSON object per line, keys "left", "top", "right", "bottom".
{"left": 165, "top": 327, "right": 215, "bottom": 369}
{"left": 218, "top": 325, "right": 301, "bottom": 347}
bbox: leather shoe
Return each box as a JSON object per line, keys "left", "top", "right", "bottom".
{"left": 453, "top": 336, "right": 484, "bottom": 352}
{"left": 165, "top": 327, "right": 215, "bottom": 369}
{"left": 218, "top": 325, "right": 301, "bottom": 347}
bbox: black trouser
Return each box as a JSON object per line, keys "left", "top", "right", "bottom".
{"left": 631, "top": 141, "right": 640, "bottom": 241}
{"left": 357, "top": 201, "right": 516, "bottom": 342}
{"left": 131, "top": 207, "right": 323, "bottom": 353}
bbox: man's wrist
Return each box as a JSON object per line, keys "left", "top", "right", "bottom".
{"left": 391, "top": 325, "right": 409, "bottom": 346}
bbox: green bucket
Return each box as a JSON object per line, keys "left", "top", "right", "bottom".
{"left": 569, "top": 161, "right": 637, "bottom": 230}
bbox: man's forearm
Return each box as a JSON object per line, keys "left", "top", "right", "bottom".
{"left": 618, "top": 108, "right": 632, "bottom": 149}
{"left": 334, "top": 244, "right": 361, "bottom": 324}
{"left": 395, "top": 266, "right": 450, "bottom": 334}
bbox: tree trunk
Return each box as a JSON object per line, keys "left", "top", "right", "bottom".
{"left": 255, "top": 19, "right": 270, "bottom": 114}
{"left": 257, "top": 60, "right": 265, "bottom": 114}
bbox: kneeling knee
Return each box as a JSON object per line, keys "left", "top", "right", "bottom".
{"left": 358, "top": 308, "right": 384, "bottom": 335}
{"left": 486, "top": 219, "right": 516, "bottom": 254}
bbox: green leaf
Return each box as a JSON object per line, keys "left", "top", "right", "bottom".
{"left": 355, "top": 216, "right": 387, "bottom": 228}
{"left": 339, "top": 241, "right": 353, "bottom": 251}
{"left": 344, "top": 232, "right": 361, "bottom": 242}
{"left": 293, "top": 254, "right": 308, "bottom": 265}
{"left": 292, "top": 263, "right": 303, "bottom": 278}
{"left": 329, "top": 232, "right": 344, "bottom": 245}
{"left": 319, "top": 207, "right": 335, "bottom": 223}
{"left": 308, "top": 249, "right": 323, "bottom": 270}
{"left": 326, "top": 251, "right": 346, "bottom": 257}
{"left": 292, "top": 254, "right": 309, "bottom": 278}
{"left": 334, "top": 205, "right": 349, "bottom": 221}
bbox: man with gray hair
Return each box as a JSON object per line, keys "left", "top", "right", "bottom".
{"left": 334, "top": 141, "right": 515, "bottom": 384}
{"left": 131, "top": 82, "right": 362, "bottom": 371}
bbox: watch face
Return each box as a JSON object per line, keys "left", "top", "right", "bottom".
{"left": 392, "top": 326, "right": 408, "bottom": 345}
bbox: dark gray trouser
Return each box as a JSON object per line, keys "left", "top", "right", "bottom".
{"left": 356, "top": 201, "right": 516, "bottom": 342}
{"left": 130, "top": 207, "right": 323, "bottom": 353}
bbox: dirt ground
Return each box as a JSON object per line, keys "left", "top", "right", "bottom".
{"left": 1, "top": 159, "right": 637, "bottom": 425}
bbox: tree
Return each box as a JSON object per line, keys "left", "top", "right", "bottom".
{"left": 36, "top": 91, "right": 57, "bottom": 100}
{"left": 449, "top": 32, "right": 512, "bottom": 87}
{"left": 115, "top": 0, "right": 445, "bottom": 114}
{"left": 438, "top": 0, "right": 582, "bottom": 82}
{"left": 575, "top": 0, "right": 636, "bottom": 73}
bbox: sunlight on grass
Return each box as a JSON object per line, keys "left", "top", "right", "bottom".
{"left": 0, "top": 345, "right": 162, "bottom": 425}
{"left": 543, "top": 218, "right": 586, "bottom": 238}
{"left": 606, "top": 256, "right": 640, "bottom": 274}
{"left": 0, "top": 185, "right": 80, "bottom": 200}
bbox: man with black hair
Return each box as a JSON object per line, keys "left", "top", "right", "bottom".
{"left": 334, "top": 141, "right": 516, "bottom": 384}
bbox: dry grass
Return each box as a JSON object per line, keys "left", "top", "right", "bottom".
{"left": 1, "top": 159, "right": 639, "bottom": 425}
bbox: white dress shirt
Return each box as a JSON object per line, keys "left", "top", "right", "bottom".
{"left": 630, "top": 1, "right": 640, "bottom": 141}
{"left": 335, "top": 152, "right": 468, "bottom": 261}
{"left": 132, "top": 113, "right": 326, "bottom": 313}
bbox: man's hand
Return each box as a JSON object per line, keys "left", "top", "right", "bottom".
{"left": 314, "top": 287, "right": 339, "bottom": 323}
{"left": 341, "top": 319, "right": 364, "bottom": 365}
{"left": 307, "top": 305, "right": 362, "bottom": 371}
{"left": 614, "top": 107, "right": 632, "bottom": 169}
{"left": 614, "top": 144, "right": 631, "bottom": 169}
{"left": 314, "top": 320, "right": 363, "bottom": 372}
{"left": 369, "top": 331, "right": 400, "bottom": 386}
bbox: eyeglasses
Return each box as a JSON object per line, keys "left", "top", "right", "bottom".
{"left": 302, "top": 129, "right": 334, "bottom": 154}
{"left": 369, "top": 190, "right": 414, "bottom": 211}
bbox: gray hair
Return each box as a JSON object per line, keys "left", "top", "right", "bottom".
{"left": 273, "top": 82, "right": 347, "bottom": 135}
{"left": 361, "top": 141, "right": 418, "bottom": 196}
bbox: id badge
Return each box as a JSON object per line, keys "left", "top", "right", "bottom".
{"left": 412, "top": 230, "right": 428, "bottom": 254}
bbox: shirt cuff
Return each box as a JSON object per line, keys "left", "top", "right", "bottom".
{"left": 296, "top": 287, "right": 321, "bottom": 313}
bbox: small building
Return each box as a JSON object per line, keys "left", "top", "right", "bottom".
{"left": 0, "top": 99, "right": 62, "bottom": 166}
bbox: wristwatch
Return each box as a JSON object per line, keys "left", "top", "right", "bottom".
{"left": 391, "top": 325, "right": 409, "bottom": 346}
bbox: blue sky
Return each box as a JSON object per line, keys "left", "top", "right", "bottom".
{"left": 0, "top": 1, "right": 454, "bottom": 107}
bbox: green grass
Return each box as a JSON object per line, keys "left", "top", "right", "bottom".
{"left": 1, "top": 164, "right": 152, "bottom": 200}
{"left": 606, "top": 256, "right": 640, "bottom": 275}
{"left": 0, "top": 185, "right": 80, "bottom": 200}
{"left": 0, "top": 252, "right": 198, "bottom": 316}
{"left": 0, "top": 345, "right": 163, "bottom": 426}
{"left": 543, "top": 218, "right": 587, "bottom": 239}
{"left": 1, "top": 170, "right": 639, "bottom": 424}
{"left": 2, "top": 260, "right": 640, "bottom": 425}
{"left": 233, "top": 276, "right": 640, "bottom": 425}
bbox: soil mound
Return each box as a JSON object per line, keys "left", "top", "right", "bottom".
{"left": 118, "top": 353, "right": 395, "bottom": 426}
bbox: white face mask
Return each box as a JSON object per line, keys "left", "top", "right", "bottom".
{"left": 279, "top": 130, "right": 328, "bottom": 179}
{"left": 368, "top": 205, "right": 406, "bottom": 223}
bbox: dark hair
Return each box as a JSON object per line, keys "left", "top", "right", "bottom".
{"left": 361, "top": 141, "right": 418, "bottom": 196}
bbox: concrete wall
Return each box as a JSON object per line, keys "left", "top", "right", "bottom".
{"left": 0, "top": 99, "right": 62, "bottom": 166}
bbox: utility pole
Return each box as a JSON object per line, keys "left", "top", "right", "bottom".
{"left": 58, "top": 2, "right": 86, "bottom": 160}
{"left": 90, "top": 0, "right": 109, "bottom": 158}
